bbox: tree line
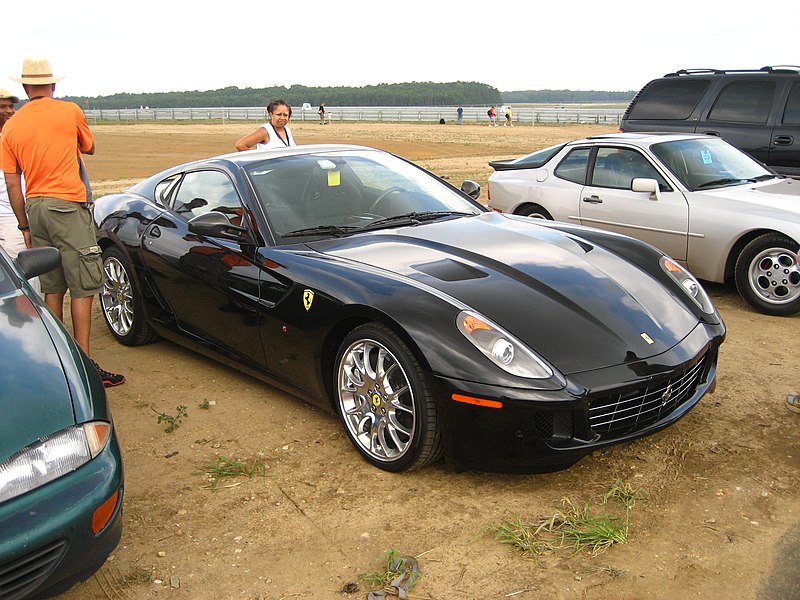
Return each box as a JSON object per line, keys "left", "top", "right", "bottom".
{"left": 60, "top": 82, "right": 636, "bottom": 110}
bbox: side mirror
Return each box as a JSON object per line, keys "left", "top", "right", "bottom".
{"left": 15, "top": 247, "right": 61, "bottom": 279}
{"left": 189, "top": 211, "right": 249, "bottom": 240}
{"left": 632, "top": 177, "right": 661, "bottom": 201}
{"left": 460, "top": 180, "right": 481, "bottom": 200}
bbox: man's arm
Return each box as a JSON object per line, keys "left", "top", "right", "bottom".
{"left": 4, "top": 171, "right": 31, "bottom": 248}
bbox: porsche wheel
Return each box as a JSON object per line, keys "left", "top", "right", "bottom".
{"left": 734, "top": 233, "right": 800, "bottom": 316}
{"left": 517, "top": 204, "right": 553, "bottom": 220}
{"left": 100, "top": 246, "right": 157, "bottom": 345}
{"left": 335, "top": 323, "right": 443, "bottom": 471}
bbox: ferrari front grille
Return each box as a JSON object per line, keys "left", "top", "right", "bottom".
{"left": 588, "top": 354, "right": 709, "bottom": 439}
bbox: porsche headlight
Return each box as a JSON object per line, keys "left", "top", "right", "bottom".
{"left": 457, "top": 310, "right": 554, "bottom": 378}
{"left": 0, "top": 422, "right": 112, "bottom": 503}
{"left": 661, "top": 257, "right": 715, "bottom": 314}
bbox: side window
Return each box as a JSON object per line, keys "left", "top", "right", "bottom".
{"left": 154, "top": 174, "right": 180, "bottom": 207}
{"left": 707, "top": 81, "right": 776, "bottom": 124}
{"left": 554, "top": 148, "right": 590, "bottom": 184}
{"left": 591, "top": 147, "right": 668, "bottom": 190}
{"left": 172, "top": 170, "right": 243, "bottom": 224}
{"left": 782, "top": 81, "right": 800, "bottom": 125}
{"left": 627, "top": 79, "right": 710, "bottom": 120}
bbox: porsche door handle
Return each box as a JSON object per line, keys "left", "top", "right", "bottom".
{"left": 773, "top": 135, "right": 794, "bottom": 146}
{"left": 582, "top": 195, "right": 603, "bottom": 204}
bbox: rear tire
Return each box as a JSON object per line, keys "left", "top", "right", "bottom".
{"left": 734, "top": 233, "right": 800, "bottom": 316}
{"left": 517, "top": 204, "right": 553, "bottom": 220}
{"left": 100, "top": 246, "right": 157, "bottom": 345}
{"left": 334, "top": 323, "right": 443, "bottom": 471}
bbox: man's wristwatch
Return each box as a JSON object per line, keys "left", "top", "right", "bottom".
{"left": 17, "top": 224, "right": 29, "bottom": 232}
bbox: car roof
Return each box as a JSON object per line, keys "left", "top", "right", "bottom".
{"left": 569, "top": 132, "right": 713, "bottom": 146}
{"left": 215, "top": 143, "right": 378, "bottom": 167}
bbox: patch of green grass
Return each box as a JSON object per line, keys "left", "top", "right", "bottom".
{"left": 362, "top": 549, "right": 420, "bottom": 592}
{"left": 490, "top": 480, "right": 642, "bottom": 558}
{"left": 151, "top": 405, "right": 188, "bottom": 433}
{"left": 203, "top": 456, "right": 268, "bottom": 489}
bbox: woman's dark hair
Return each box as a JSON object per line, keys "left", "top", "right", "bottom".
{"left": 267, "top": 99, "right": 292, "bottom": 118}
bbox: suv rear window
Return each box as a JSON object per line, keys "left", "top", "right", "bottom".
{"left": 707, "top": 81, "right": 776, "bottom": 124}
{"left": 627, "top": 79, "right": 710, "bottom": 120}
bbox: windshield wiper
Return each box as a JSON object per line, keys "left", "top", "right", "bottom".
{"left": 697, "top": 177, "right": 748, "bottom": 189}
{"left": 359, "top": 211, "right": 475, "bottom": 230}
{"left": 282, "top": 225, "right": 359, "bottom": 238}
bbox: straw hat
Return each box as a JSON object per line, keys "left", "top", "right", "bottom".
{"left": 0, "top": 88, "right": 20, "bottom": 103}
{"left": 11, "top": 57, "right": 64, "bottom": 85}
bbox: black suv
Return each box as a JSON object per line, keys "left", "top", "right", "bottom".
{"left": 620, "top": 66, "right": 800, "bottom": 177}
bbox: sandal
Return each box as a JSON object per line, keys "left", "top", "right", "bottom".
{"left": 787, "top": 391, "right": 800, "bottom": 414}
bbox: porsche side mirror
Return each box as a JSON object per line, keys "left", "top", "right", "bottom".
{"left": 15, "top": 246, "right": 61, "bottom": 280}
{"left": 632, "top": 178, "right": 661, "bottom": 201}
{"left": 460, "top": 180, "right": 481, "bottom": 200}
{"left": 189, "top": 211, "right": 249, "bottom": 240}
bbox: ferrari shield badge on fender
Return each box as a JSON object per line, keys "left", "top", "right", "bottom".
{"left": 303, "top": 289, "right": 315, "bottom": 311}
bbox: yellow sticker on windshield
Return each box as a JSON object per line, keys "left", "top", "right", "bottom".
{"left": 327, "top": 170, "right": 341, "bottom": 186}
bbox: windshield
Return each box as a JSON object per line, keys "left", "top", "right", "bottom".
{"left": 651, "top": 137, "right": 776, "bottom": 190}
{"left": 246, "top": 149, "right": 484, "bottom": 241}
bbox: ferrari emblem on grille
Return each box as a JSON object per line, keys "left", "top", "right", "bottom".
{"left": 661, "top": 384, "right": 674, "bottom": 406}
{"left": 303, "top": 289, "right": 314, "bottom": 311}
{"left": 641, "top": 332, "right": 655, "bottom": 345}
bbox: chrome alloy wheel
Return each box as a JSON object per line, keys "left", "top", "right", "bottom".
{"left": 747, "top": 247, "right": 800, "bottom": 305}
{"left": 338, "top": 338, "right": 415, "bottom": 463}
{"left": 101, "top": 255, "right": 134, "bottom": 337}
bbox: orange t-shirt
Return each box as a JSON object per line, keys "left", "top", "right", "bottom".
{"left": 0, "top": 97, "right": 94, "bottom": 203}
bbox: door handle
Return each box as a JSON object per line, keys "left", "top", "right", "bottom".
{"left": 701, "top": 131, "right": 721, "bottom": 137}
{"left": 773, "top": 135, "right": 794, "bottom": 146}
{"left": 582, "top": 195, "right": 603, "bottom": 204}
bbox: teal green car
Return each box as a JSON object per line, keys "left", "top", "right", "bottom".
{"left": 0, "top": 247, "right": 123, "bottom": 599}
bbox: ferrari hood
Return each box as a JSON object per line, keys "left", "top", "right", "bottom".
{"left": 313, "top": 212, "right": 701, "bottom": 374}
{"left": 0, "top": 292, "right": 74, "bottom": 463}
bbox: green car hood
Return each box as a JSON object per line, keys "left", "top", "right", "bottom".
{"left": 0, "top": 292, "right": 75, "bottom": 463}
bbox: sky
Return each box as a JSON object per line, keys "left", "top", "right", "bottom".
{"left": 2, "top": 0, "right": 799, "bottom": 98}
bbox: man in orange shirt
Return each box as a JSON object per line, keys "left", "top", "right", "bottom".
{"left": 1, "top": 57, "right": 124, "bottom": 387}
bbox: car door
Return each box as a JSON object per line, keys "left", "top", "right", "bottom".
{"left": 578, "top": 146, "right": 690, "bottom": 261}
{"left": 768, "top": 80, "right": 800, "bottom": 177}
{"left": 139, "top": 168, "right": 270, "bottom": 370}
{"left": 699, "top": 79, "right": 778, "bottom": 165}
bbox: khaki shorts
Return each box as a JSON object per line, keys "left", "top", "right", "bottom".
{"left": 26, "top": 197, "right": 104, "bottom": 297}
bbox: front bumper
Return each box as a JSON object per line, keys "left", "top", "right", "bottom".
{"left": 435, "top": 323, "right": 724, "bottom": 473}
{"left": 0, "top": 435, "right": 124, "bottom": 600}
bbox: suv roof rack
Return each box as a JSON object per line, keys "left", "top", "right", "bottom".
{"left": 665, "top": 66, "right": 800, "bottom": 77}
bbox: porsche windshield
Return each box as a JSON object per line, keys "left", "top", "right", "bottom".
{"left": 651, "top": 137, "right": 777, "bottom": 190}
{"left": 245, "top": 150, "right": 484, "bottom": 240}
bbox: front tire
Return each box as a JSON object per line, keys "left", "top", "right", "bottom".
{"left": 334, "top": 323, "right": 443, "bottom": 471}
{"left": 100, "top": 246, "right": 157, "bottom": 345}
{"left": 734, "top": 233, "right": 800, "bottom": 316}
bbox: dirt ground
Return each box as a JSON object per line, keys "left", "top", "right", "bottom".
{"left": 56, "top": 121, "right": 800, "bottom": 600}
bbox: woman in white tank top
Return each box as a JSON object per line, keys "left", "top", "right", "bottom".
{"left": 235, "top": 99, "right": 296, "bottom": 151}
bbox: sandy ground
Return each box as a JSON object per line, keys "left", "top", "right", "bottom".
{"left": 52, "top": 121, "right": 800, "bottom": 600}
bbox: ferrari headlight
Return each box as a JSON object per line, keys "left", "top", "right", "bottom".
{"left": 660, "top": 257, "right": 715, "bottom": 314}
{"left": 457, "top": 310, "right": 554, "bottom": 379}
{"left": 0, "top": 422, "right": 112, "bottom": 503}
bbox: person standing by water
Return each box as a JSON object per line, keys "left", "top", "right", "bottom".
{"left": 1, "top": 57, "right": 124, "bottom": 387}
{"left": 235, "top": 100, "right": 296, "bottom": 151}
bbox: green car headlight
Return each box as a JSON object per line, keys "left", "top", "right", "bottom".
{"left": 0, "top": 422, "right": 112, "bottom": 503}
{"left": 456, "top": 310, "right": 554, "bottom": 379}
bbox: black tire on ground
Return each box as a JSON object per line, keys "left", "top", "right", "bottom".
{"left": 100, "top": 246, "right": 157, "bottom": 345}
{"left": 517, "top": 204, "right": 553, "bottom": 220}
{"left": 334, "top": 323, "right": 443, "bottom": 471}
{"left": 734, "top": 233, "right": 800, "bottom": 316}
